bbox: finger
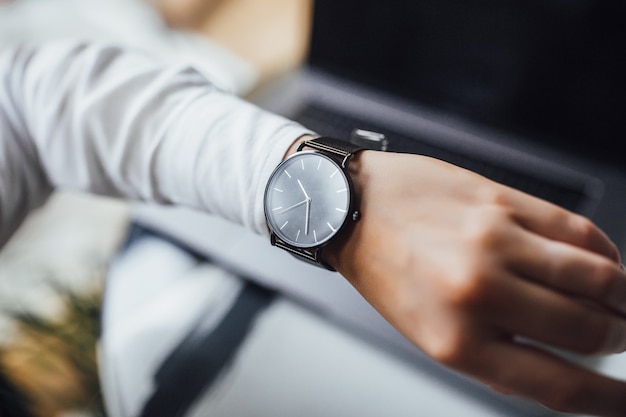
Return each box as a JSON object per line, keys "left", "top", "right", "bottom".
{"left": 502, "top": 186, "right": 620, "bottom": 262}
{"left": 481, "top": 270, "right": 626, "bottom": 355}
{"left": 509, "top": 229, "right": 626, "bottom": 316}
{"left": 471, "top": 339, "right": 626, "bottom": 417}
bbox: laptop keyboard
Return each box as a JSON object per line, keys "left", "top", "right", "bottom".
{"left": 295, "top": 103, "right": 586, "bottom": 212}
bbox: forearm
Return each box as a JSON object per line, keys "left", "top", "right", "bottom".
{"left": 0, "top": 40, "right": 312, "bottom": 246}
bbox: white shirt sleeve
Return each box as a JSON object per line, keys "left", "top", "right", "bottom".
{"left": 0, "top": 40, "right": 313, "bottom": 246}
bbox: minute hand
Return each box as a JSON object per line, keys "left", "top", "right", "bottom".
{"left": 297, "top": 180, "right": 312, "bottom": 235}
{"left": 304, "top": 198, "right": 310, "bottom": 235}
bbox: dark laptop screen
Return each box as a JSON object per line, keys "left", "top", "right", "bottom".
{"left": 309, "top": 0, "right": 625, "bottom": 169}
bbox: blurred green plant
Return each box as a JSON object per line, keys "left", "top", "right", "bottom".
{"left": 0, "top": 281, "right": 106, "bottom": 417}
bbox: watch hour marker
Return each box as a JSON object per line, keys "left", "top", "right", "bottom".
{"left": 296, "top": 229, "right": 301, "bottom": 241}
{"left": 336, "top": 188, "right": 347, "bottom": 193}
{"left": 330, "top": 169, "right": 338, "bottom": 178}
{"left": 336, "top": 208, "right": 347, "bottom": 213}
{"left": 327, "top": 222, "right": 336, "bottom": 232}
{"left": 317, "top": 159, "right": 321, "bottom": 170}
{"left": 284, "top": 170, "right": 292, "bottom": 178}
{"left": 272, "top": 206, "right": 283, "bottom": 211}
{"left": 280, "top": 221, "right": 289, "bottom": 230}
{"left": 301, "top": 159, "right": 305, "bottom": 170}
{"left": 274, "top": 187, "right": 283, "bottom": 192}
{"left": 313, "top": 230, "right": 318, "bottom": 243}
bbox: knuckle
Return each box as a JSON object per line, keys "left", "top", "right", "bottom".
{"left": 426, "top": 329, "right": 472, "bottom": 367}
{"left": 445, "top": 265, "right": 495, "bottom": 311}
{"left": 572, "top": 214, "right": 596, "bottom": 241}
{"left": 591, "top": 260, "right": 617, "bottom": 301}
{"left": 464, "top": 207, "right": 510, "bottom": 251}
{"left": 476, "top": 183, "right": 510, "bottom": 207}
{"left": 571, "top": 214, "right": 618, "bottom": 260}
{"left": 467, "top": 226, "right": 499, "bottom": 252}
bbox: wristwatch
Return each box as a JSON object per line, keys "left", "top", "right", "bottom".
{"left": 263, "top": 132, "right": 386, "bottom": 270}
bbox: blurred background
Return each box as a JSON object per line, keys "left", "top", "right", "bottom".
{"left": 1, "top": 1, "right": 625, "bottom": 417}
{"left": 0, "top": 0, "right": 311, "bottom": 415}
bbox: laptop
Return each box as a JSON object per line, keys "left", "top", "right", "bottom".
{"left": 131, "top": 1, "right": 626, "bottom": 415}
{"left": 251, "top": 0, "right": 626, "bottom": 245}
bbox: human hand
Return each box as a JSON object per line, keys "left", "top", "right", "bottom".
{"left": 325, "top": 150, "right": 626, "bottom": 417}
{"left": 153, "top": 0, "right": 224, "bottom": 29}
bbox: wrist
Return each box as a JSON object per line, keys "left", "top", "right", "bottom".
{"left": 321, "top": 149, "right": 371, "bottom": 271}
{"left": 283, "top": 134, "right": 316, "bottom": 161}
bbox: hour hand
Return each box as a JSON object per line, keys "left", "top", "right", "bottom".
{"left": 297, "top": 179, "right": 311, "bottom": 201}
{"left": 279, "top": 199, "right": 308, "bottom": 214}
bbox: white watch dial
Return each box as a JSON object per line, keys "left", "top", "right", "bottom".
{"left": 264, "top": 151, "right": 351, "bottom": 248}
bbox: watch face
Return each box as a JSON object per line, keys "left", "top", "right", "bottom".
{"left": 264, "top": 151, "right": 352, "bottom": 249}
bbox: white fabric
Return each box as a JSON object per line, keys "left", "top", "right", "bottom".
{"left": 99, "top": 235, "right": 245, "bottom": 417}
{"left": 0, "top": 40, "right": 312, "bottom": 247}
{"left": 0, "top": 0, "right": 258, "bottom": 95}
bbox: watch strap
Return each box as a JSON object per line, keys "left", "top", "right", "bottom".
{"left": 271, "top": 234, "right": 336, "bottom": 271}
{"left": 298, "top": 137, "right": 364, "bottom": 168}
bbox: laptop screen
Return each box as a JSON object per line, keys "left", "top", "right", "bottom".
{"left": 309, "top": 0, "right": 625, "bottom": 169}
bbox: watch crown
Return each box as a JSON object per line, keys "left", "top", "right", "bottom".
{"left": 350, "top": 129, "right": 389, "bottom": 151}
{"left": 352, "top": 211, "right": 361, "bottom": 221}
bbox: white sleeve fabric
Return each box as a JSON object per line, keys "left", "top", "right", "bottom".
{"left": 0, "top": 40, "right": 313, "bottom": 246}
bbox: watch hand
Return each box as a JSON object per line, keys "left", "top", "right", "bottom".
{"left": 279, "top": 199, "right": 308, "bottom": 214}
{"left": 304, "top": 199, "right": 310, "bottom": 235}
{"left": 297, "top": 179, "right": 311, "bottom": 201}
{"left": 297, "top": 179, "right": 312, "bottom": 235}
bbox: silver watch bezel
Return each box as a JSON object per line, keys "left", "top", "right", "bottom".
{"left": 264, "top": 150, "right": 354, "bottom": 250}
